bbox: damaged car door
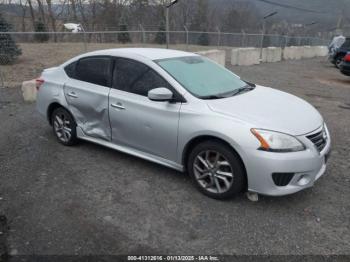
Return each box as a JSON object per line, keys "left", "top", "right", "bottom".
{"left": 64, "top": 56, "right": 113, "bottom": 140}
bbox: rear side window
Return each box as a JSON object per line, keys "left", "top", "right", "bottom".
{"left": 64, "top": 61, "right": 77, "bottom": 78}
{"left": 114, "top": 58, "right": 170, "bottom": 96}
{"left": 75, "top": 57, "right": 112, "bottom": 87}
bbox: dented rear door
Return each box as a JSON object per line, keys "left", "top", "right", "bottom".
{"left": 64, "top": 56, "right": 112, "bottom": 141}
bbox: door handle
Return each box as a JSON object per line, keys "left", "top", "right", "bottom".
{"left": 67, "top": 92, "right": 78, "bottom": 98}
{"left": 111, "top": 103, "right": 125, "bottom": 110}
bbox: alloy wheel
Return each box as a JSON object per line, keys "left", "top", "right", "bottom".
{"left": 193, "top": 150, "right": 234, "bottom": 194}
{"left": 53, "top": 112, "right": 72, "bottom": 143}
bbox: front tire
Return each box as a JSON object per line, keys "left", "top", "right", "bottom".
{"left": 187, "top": 140, "right": 246, "bottom": 200}
{"left": 51, "top": 107, "right": 78, "bottom": 146}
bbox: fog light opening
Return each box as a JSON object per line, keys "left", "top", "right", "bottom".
{"left": 297, "top": 174, "right": 311, "bottom": 186}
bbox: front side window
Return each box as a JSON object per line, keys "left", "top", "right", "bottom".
{"left": 156, "top": 56, "right": 248, "bottom": 99}
{"left": 75, "top": 57, "right": 112, "bottom": 87}
{"left": 114, "top": 58, "right": 170, "bottom": 97}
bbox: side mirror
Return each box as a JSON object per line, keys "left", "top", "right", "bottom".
{"left": 148, "top": 87, "right": 173, "bottom": 102}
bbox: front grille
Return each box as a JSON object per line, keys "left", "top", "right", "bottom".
{"left": 306, "top": 129, "right": 327, "bottom": 152}
{"left": 272, "top": 173, "right": 294, "bottom": 186}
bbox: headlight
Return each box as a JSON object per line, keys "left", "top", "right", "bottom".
{"left": 251, "top": 128, "right": 305, "bottom": 152}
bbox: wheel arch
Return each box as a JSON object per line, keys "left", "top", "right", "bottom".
{"left": 47, "top": 102, "right": 75, "bottom": 126}
{"left": 335, "top": 52, "right": 346, "bottom": 61}
{"left": 182, "top": 135, "right": 248, "bottom": 185}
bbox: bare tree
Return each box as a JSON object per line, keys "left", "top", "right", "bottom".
{"left": 175, "top": 0, "right": 196, "bottom": 29}
{"left": 70, "top": 0, "right": 78, "bottom": 20}
{"left": 222, "top": 2, "right": 260, "bottom": 33}
{"left": 36, "top": 0, "right": 46, "bottom": 24}
{"left": 27, "top": 0, "right": 36, "bottom": 29}
{"left": 45, "top": 0, "right": 57, "bottom": 40}
{"left": 18, "top": 0, "right": 28, "bottom": 31}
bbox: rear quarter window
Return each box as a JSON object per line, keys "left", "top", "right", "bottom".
{"left": 76, "top": 57, "right": 112, "bottom": 87}
{"left": 64, "top": 57, "right": 112, "bottom": 87}
{"left": 64, "top": 61, "right": 77, "bottom": 78}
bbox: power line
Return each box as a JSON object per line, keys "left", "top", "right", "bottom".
{"left": 254, "top": 0, "right": 328, "bottom": 14}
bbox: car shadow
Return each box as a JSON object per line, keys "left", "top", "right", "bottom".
{"left": 44, "top": 129, "right": 320, "bottom": 205}
{"left": 76, "top": 139, "right": 185, "bottom": 177}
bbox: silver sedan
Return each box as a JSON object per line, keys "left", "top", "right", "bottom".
{"left": 36, "top": 48, "right": 331, "bottom": 199}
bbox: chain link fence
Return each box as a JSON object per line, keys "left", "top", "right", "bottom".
{"left": 0, "top": 30, "right": 329, "bottom": 87}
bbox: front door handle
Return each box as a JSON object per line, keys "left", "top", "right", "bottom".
{"left": 111, "top": 103, "right": 125, "bottom": 110}
{"left": 67, "top": 92, "right": 78, "bottom": 98}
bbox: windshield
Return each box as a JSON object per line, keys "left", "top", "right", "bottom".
{"left": 156, "top": 56, "right": 248, "bottom": 99}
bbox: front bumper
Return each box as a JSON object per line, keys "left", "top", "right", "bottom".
{"left": 245, "top": 125, "right": 331, "bottom": 196}
{"left": 340, "top": 62, "right": 350, "bottom": 76}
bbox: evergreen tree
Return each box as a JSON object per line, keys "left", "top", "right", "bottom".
{"left": 118, "top": 24, "right": 131, "bottom": 44}
{"left": 0, "top": 14, "right": 21, "bottom": 65}
{"left": 34, "top": 19, "right": 49, "bottom": 43}
{"left": 154, "top": 20, "right": 166, "bottom": 45}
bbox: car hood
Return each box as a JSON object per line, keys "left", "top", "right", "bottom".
{"left": 206, "top": 86, "right": 323, "bottom": 136}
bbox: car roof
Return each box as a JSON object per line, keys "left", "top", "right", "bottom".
{"left": 81, "top": 48, "right": 198, "bottom": 61}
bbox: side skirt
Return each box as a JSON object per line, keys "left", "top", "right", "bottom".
{"left": 77, "top": 127, "right": 184, "bottom": 172}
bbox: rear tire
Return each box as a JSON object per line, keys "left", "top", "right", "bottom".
{"left": 51, "top": 107, "right": 78, "bottom": 146}
{"left": 187, "top": 140, "right": 246, "bottom": 200}
{"left": 335, "top": 56, "right": 343, "bottom": 68}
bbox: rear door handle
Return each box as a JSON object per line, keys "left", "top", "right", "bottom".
{"left": 67, "top": 92, "right": 78, "bottom": 98}
{"left": 111, "top": 103, "right": 125, "bottom": 110}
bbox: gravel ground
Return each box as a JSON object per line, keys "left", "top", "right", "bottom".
{"left": 0, "top": 57, "right": 349, "bottom": 256}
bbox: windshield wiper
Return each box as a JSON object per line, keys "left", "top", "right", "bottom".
{"left": 244, "top": 80, "right": 256, "bottom": 87}
{"left": 227, "top": 85, "right": 255, "bottom": 97}
{"left": 199, "top": 85, "right": 255, "bottom": 100}
{"left": 200, "top": 95, "right": 226, "bottom": 100}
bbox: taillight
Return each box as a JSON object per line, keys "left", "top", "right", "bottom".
{"left": 36, "top": 78, "right": 44, "bottom": 90}
{"left": 344, "top": 54, "right": 350, "bottom": 62}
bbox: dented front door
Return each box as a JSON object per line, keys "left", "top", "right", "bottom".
{"left": 64, "top": 79, "right": 111, "bottom": 140}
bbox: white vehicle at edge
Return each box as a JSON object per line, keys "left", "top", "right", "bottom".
{"left": 36, "top": 48, "right": 331, "bottom": 199}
